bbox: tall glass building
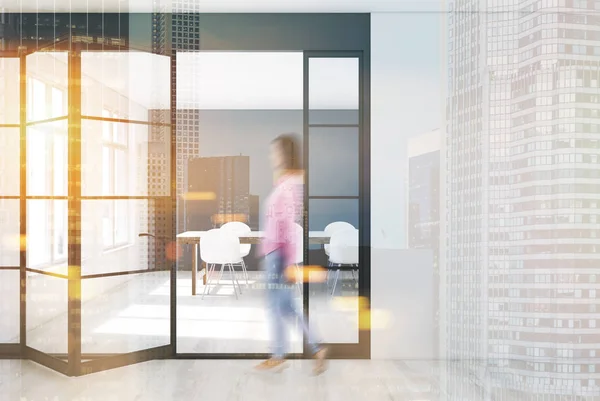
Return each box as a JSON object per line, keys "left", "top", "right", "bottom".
{"left": 446, "top": 0, "right": 600, "bottom": 399}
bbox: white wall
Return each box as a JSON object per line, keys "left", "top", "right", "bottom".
{"left": 370, "top": 12, "right": 444, "bottom": 359}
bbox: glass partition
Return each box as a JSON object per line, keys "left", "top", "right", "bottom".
{"left": 0, "top": 57, "right": 21, "bottom": 346}
{"left": 175, "top": 52, "right": 304, "bottom": 355}
{"left": 306, "top": 56, "right": 363, "bottom": 347}
{"left": 78, "top": 50, "right": 172, "bottom": 364}
{"left": 23, "top": 51, "right": 69, "bottom": 365}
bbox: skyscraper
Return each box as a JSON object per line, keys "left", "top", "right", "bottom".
{"left": 186, "top": 156, "right": 251, "bottom": 231}
{"left": 0, "top": 13, "right": 127, "bottom": 50}
{"left": 445, "top": 1, "right": 600, "bottom": 399}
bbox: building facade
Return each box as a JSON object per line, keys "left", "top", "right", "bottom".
{"left": 446, "top": 0, "right": 600, "bottom": 399}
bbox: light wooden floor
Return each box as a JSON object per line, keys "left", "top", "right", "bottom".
{"left": 0, "top": 359, "right": 499, "bottom": 401}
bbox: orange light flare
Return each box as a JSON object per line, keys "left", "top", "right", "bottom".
{"left": 329, "top": 296, "right": 391, "bottom": 330}
{"left": 211, "top": 213, "right": 249, "bottom": 225}
{"left": 284, "top": 265, "right": 327, "bottom": 283}
{"left": 182, "top": 191, "right": 216, "bottom": 201}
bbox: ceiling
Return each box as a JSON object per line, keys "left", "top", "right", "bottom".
{"left": 1, "top": 0, "right": 446, "bottom": 13}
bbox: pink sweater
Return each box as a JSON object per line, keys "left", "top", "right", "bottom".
{"left": 259, "top": 174, "right": 303, "bottom": 268}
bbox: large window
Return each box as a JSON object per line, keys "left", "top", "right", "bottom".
{"left": 26, "top": 78, "right": 68, "bottom": 269}
{"left": 102, "top": 109, "right": 130, "bottom": 249}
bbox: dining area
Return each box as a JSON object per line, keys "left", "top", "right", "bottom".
{"left": 176, "top": 220, "right": 360, "bottom": 299}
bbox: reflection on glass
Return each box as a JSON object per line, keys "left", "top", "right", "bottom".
{"left": 81, "top": 200, "right": 152, "bottom": 276}
{"left": 26, "top": 273, "right": 68, "bottom": 357}
{"left": 0, "top": 270, "right": 19, "bottom": 343}
{"left": 81, "top": 52, "right": 171, "bottom": 119}
{"left": 26, "top": 120, "right": 68, "bottom": 197}
{"left": 26, "top": 200, "right": 67, "bottom": 270}
{"left": 309, "top": 198, "right": 359, "bottom": 232}
{"left": 0, "top": 58, "right": 20, "bottom": 124}
{"left": 309, "top": 127, "right": 359, "bottom": 197}
{"left": 81, "top": 119, "right": 169, "bottom": 197}
{"left": 81, "top": 271, "right": 170, "bottom": 354}
{"left": 0, "top": 128, "right": 20, "bottom": 196}
{"left": 0, "top": 200, "right": 19, "bottom": 267}
{"left": 309, "top": 110, "right": 359, "bottom": 125}
{"left": 176, "top": 52, "right": 304, "bottom": 355}
{"left": 309, "top": 57, "right": 359, "bottom": 125}
{"left": 26, "top": 52, "right": 68, "bottom": 122}
{"left": 308, "top": 198, "right": 359, "bottom": 344}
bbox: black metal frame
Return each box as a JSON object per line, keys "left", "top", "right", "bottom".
{"left": 302, "top": 51, "right": 371, "bottom": 359}
{"left": 0, "top": 49, "right": 25, "bottom": 363}
{"left": 0, "top": 12, "right": 371, "bottom": 375}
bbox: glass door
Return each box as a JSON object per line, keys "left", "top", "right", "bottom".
{"left": 0, "top": 51, "right": 21, "bottom": 358}
{"left": 174, "top": 51, "right": 305, "bottom": 357}
{"left": 24, "top": 50, "right": 71, "bottom": 374}
{"left": 304, "top": 52, "right": 370, "bottom": 358}
{"left": 77, "top": 49, "right": 173, "bottom": 374}
{"left": 20, "top": 43, "right": 174, "bottom": 376}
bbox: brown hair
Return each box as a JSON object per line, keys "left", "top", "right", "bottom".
{"left": 272, "top": 133, "right": 302, "bottom": 171}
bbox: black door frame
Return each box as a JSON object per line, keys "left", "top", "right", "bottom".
{"left": 302, "top": 50, "right": 371, "bottom": 359}
{"left": 0, "top": 12, "right": 371, "bottom": 375}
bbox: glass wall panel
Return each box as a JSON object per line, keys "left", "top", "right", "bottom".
{"left": 26, "top": 200, "right": 67, "bottom": 272}
{"left": 306, "top": 56, "right": 361, "bottom": 347}
{"left": 81, "top": 52, "right": 171, "bottom": 119}
{"left": 26, "top": 120, "right": 68, "bottom": 197}
{"left": 309, "top": 127, "right": 359, "bottom": 197}
{"left": 81, "top": 200, "right": 152, "bottom": 276}
{"left": 308, "top": 198, "right": 360, "bottom": 344}
{"left": 0, "top": 270, "right": 20, "bottom": 343}
{"left": 26, "top": 52, "right": 68, "bottom": 122}
{"left": 0, "top": 200, "right": 20, "bottom": 268}
{"left": 81, "top": 119, "right": 170, "bottom": 197}
{"left": 0, "top": 58, "right": 20, "bottom": 125}
{"left": 308, "top": 57, "right": 359, "bottom": 125}
{"left": 176, "top": 52, "right": 304, "bottom": 355}
{"left": 0, "top": 128, "right": 20, "bottom": 197}
{"left": 81, "top": 271, "right": 170, "bottom": 354}
{"left": 26, "top": 272, "right": 68, "bottom": 357}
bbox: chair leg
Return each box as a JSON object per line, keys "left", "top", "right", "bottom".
{"left": 331, "top": 269, "right": 341, "bottom": 297}
{"left": 241, "top": 259, "right": 249, "bottom": 286}
{"left": 217, "top": 263, "right": 226, "bottom": 285}
{"left": 233, "top": 263, "right": 242, "bottom": 295}
{"left": 202, "top": 263, "right": 217, "bottom": 300}
{"left": 228, "top": 263, "right": 240, "bottom": 299}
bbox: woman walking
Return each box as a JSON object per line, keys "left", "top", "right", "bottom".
{"left": 255, "top": 133, "right": 327, "bottom": 374}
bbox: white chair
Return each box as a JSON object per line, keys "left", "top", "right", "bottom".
{"left": 200, "top": 229, "right": 244, "bottom": 299}
{"left": 220, "top": 221, "right": 251, "bottom": 285}
{"left": 324, "top": 221, "right": 355, "bottom": 257}
{"left": 328, "top": 228, "right": 359, "bottom": 297}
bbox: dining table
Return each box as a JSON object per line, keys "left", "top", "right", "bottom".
{"left": 176, "top": 230, "right": 331, "bottom": 295}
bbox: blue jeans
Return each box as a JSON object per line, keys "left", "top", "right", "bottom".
{"left": 264, "top": 249, "right": 320, "bottom": 358}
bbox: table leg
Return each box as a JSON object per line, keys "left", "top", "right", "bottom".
{"left": 192, "top": 243, "right": 198, "bottom": 296}
{"left": 202, "top": 262, "right": 207, "bottom": 285}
